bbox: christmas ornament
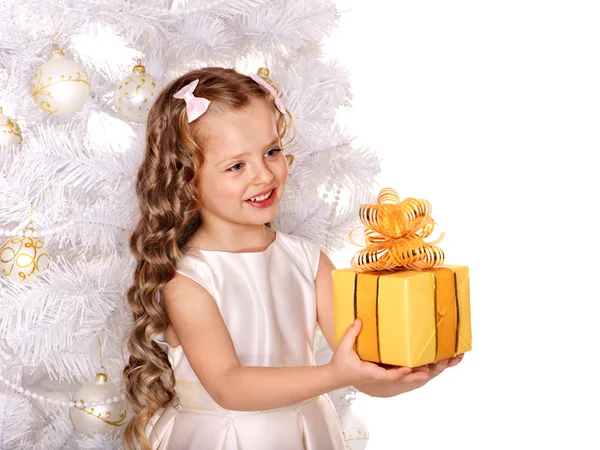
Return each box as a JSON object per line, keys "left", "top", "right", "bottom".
{"left": 0, "top": 106, "right": 23, "bottom": 148}
{"left": 113, "top": 61, "right": 163, "bottom": 123}
{"left": 69, "top": 372, "right": 127, "bottom": 436}
{"left": 0, "top": 370, "right": 126, "bottom": 409}
{"left": 31, "top": 48, "right": 90, "bottom": 116}
{"left": 0, "top": 222, "right": 50, "bottom": 282}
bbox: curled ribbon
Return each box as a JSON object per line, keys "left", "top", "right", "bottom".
{"left": 350, "top": 188, "right": 445, "bottom": 272}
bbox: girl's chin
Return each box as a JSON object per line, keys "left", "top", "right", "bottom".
{"left": 243, "top": 204, "right": 279, "bottom": 224}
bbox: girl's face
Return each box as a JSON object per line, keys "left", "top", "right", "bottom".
{"left": 196, "top": 99, "right": 289, "bottom": 230}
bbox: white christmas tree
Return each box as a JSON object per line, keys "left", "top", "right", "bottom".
{"left": 0, "top": 0, "right": 379, "bottom": 448}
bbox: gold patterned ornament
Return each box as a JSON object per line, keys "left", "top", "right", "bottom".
{"left": 0, "top": 223, "right": 50, "bottom": 282}
{"left": 69, "top": 373, "right": 127, "bottom": 436}
{"left": 0, "top": 106, "right": 23, "bottom": 148}
{"left": 113, "top": 61, "right": 163, "bottom": 123}
{"left": 31, "top": 48, "right": 90, "bottom": 116}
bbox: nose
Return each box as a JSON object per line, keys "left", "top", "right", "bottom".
{"left": 253, "top": 160, "right": 275, "bottom": 185}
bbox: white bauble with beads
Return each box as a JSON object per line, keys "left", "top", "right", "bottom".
{"left": 69, "top": 373, "right": 127, "bottom": 436}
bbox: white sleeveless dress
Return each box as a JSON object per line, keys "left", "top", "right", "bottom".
{"left": 149, "top": 231, "right": 346, "bottom": 450}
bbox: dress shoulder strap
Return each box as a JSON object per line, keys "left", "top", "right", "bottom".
{"left": 175, "top": 249, "right": 216, "bottom": 297}
{"left": 277, "top": 232, "right": 323, "bottom": 280}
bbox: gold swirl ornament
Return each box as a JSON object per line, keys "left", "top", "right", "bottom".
{"left": 0, "top": 224, "right": 51, "bottom": 282}
{"left": 69, "top": 373, "right": 127, "bottom": 436}
{"left": 0, "top": 107, "right": 23, "bottom": 147}
{"left": 31, "top": 49, "right": 90, "bottom": 116}
{"left": 351, "top": 188, "right": 444, "bottom": 272}
{"left": 114, "top": 61, "right": 163, "bottom": 123}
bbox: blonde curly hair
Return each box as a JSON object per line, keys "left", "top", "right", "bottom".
{"left": 122, "top": 67, "right": 292, "bottom": 450}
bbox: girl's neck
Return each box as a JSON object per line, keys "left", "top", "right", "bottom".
{"left": 186, "top": 224, "right": 275, "bottom": 253}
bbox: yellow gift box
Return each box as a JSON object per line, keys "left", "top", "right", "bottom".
{"left": 332, "top": 187, "right": 472, "bottom": 367}
{"left": 333, "top": 265, "right": 471, "bottom": 367}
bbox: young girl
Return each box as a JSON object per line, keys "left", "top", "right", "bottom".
{"left": 122, "top": 67, "right": 463, "bottom": 450}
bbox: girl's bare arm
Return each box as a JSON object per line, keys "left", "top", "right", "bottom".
{"left": 162, "top": 273, "right": 346, "bottom": 411}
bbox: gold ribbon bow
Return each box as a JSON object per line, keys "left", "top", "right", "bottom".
{"left": 350, "top": 188, "right": 445, "bottom": 272}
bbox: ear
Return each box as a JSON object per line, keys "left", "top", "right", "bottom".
{"left": 285, "top": 154, "right": 294, "bottom": 168}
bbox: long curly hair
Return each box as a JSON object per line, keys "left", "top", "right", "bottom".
{"left": 122, "top": 67, "right": 293, "bottom": 450}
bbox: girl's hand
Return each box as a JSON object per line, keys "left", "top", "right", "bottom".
{"left": 329, "top": 318, "right": 412, "bottom": 386}
{"left": 355, "top": 353, "right": 465, "bottom": 397}
{"left": 329, "top": 318, "right": 466, "bottom": 395}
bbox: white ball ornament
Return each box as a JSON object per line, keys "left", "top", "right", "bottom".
{"left": 0, "top": 107, "right": 23, "bottom": 148}
{"left": 31, "top": 49, "right": 90, "bottom": 116}
{"left": 69, "top": 373, "right": 127, "bottom": 436}
{"left": 0, "top": 225, "right": 50, "bottom": 282}
{"left": 114, "top": 62, "right": 163, "bottom": 123}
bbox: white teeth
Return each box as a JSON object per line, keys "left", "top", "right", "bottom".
{"left": 249, "top": 190, "right": 273, "bottom": 202}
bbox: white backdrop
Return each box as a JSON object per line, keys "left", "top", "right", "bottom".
{"left": 325, "top": 1, "right": 600, "bottom": 449}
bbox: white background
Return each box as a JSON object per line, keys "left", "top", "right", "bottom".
{"left": 324, "top": 1, "right": 600, "bottom": 449}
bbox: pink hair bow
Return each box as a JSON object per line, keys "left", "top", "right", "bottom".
{"left": 249, "top": 73, "right": 286, "bottom": 115}
{"left": 173, "top": 79, "right": 211, "bottom": 123}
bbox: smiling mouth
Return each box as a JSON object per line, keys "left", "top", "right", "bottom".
{"left": 247, "top": 188, "right": 275, "bottom": 203}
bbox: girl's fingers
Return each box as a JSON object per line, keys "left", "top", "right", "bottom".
{"left": 410, "top": 365, "right": 431, "bottom": 375}
{"left": 377, "top": 365, "right": 411, "bottom": 380}
{"left": 338, "top": 319, "right": 362, "bottom": 352}
{"left": 402, "top": 370, "right": 432, "bottom": 384}
{"left": 445, "top": 354, "right": 464, "bottom": 368}
{"left": 366, "top": 362, "right": 411, "bottom": 380}
{"left": 452, "top": 353, "right": 465, "bottom": 366}
{"left": 360, "top": 353, "right": 465, "bottom": 384}
{"left": 430, "top": 353, "right": 465, "bottom": 375}
{"left": 431, "top": 359, "right": 449, "bottom": 375}
{"left": 394, "top": 366, "right": 412, "bottom": 376}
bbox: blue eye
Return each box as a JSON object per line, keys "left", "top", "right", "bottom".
{"left": 226, "top": 148, "right": 281, "bottom": 172}
{"left": 227, "top": 162, "right": 245, "bottom": 172}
